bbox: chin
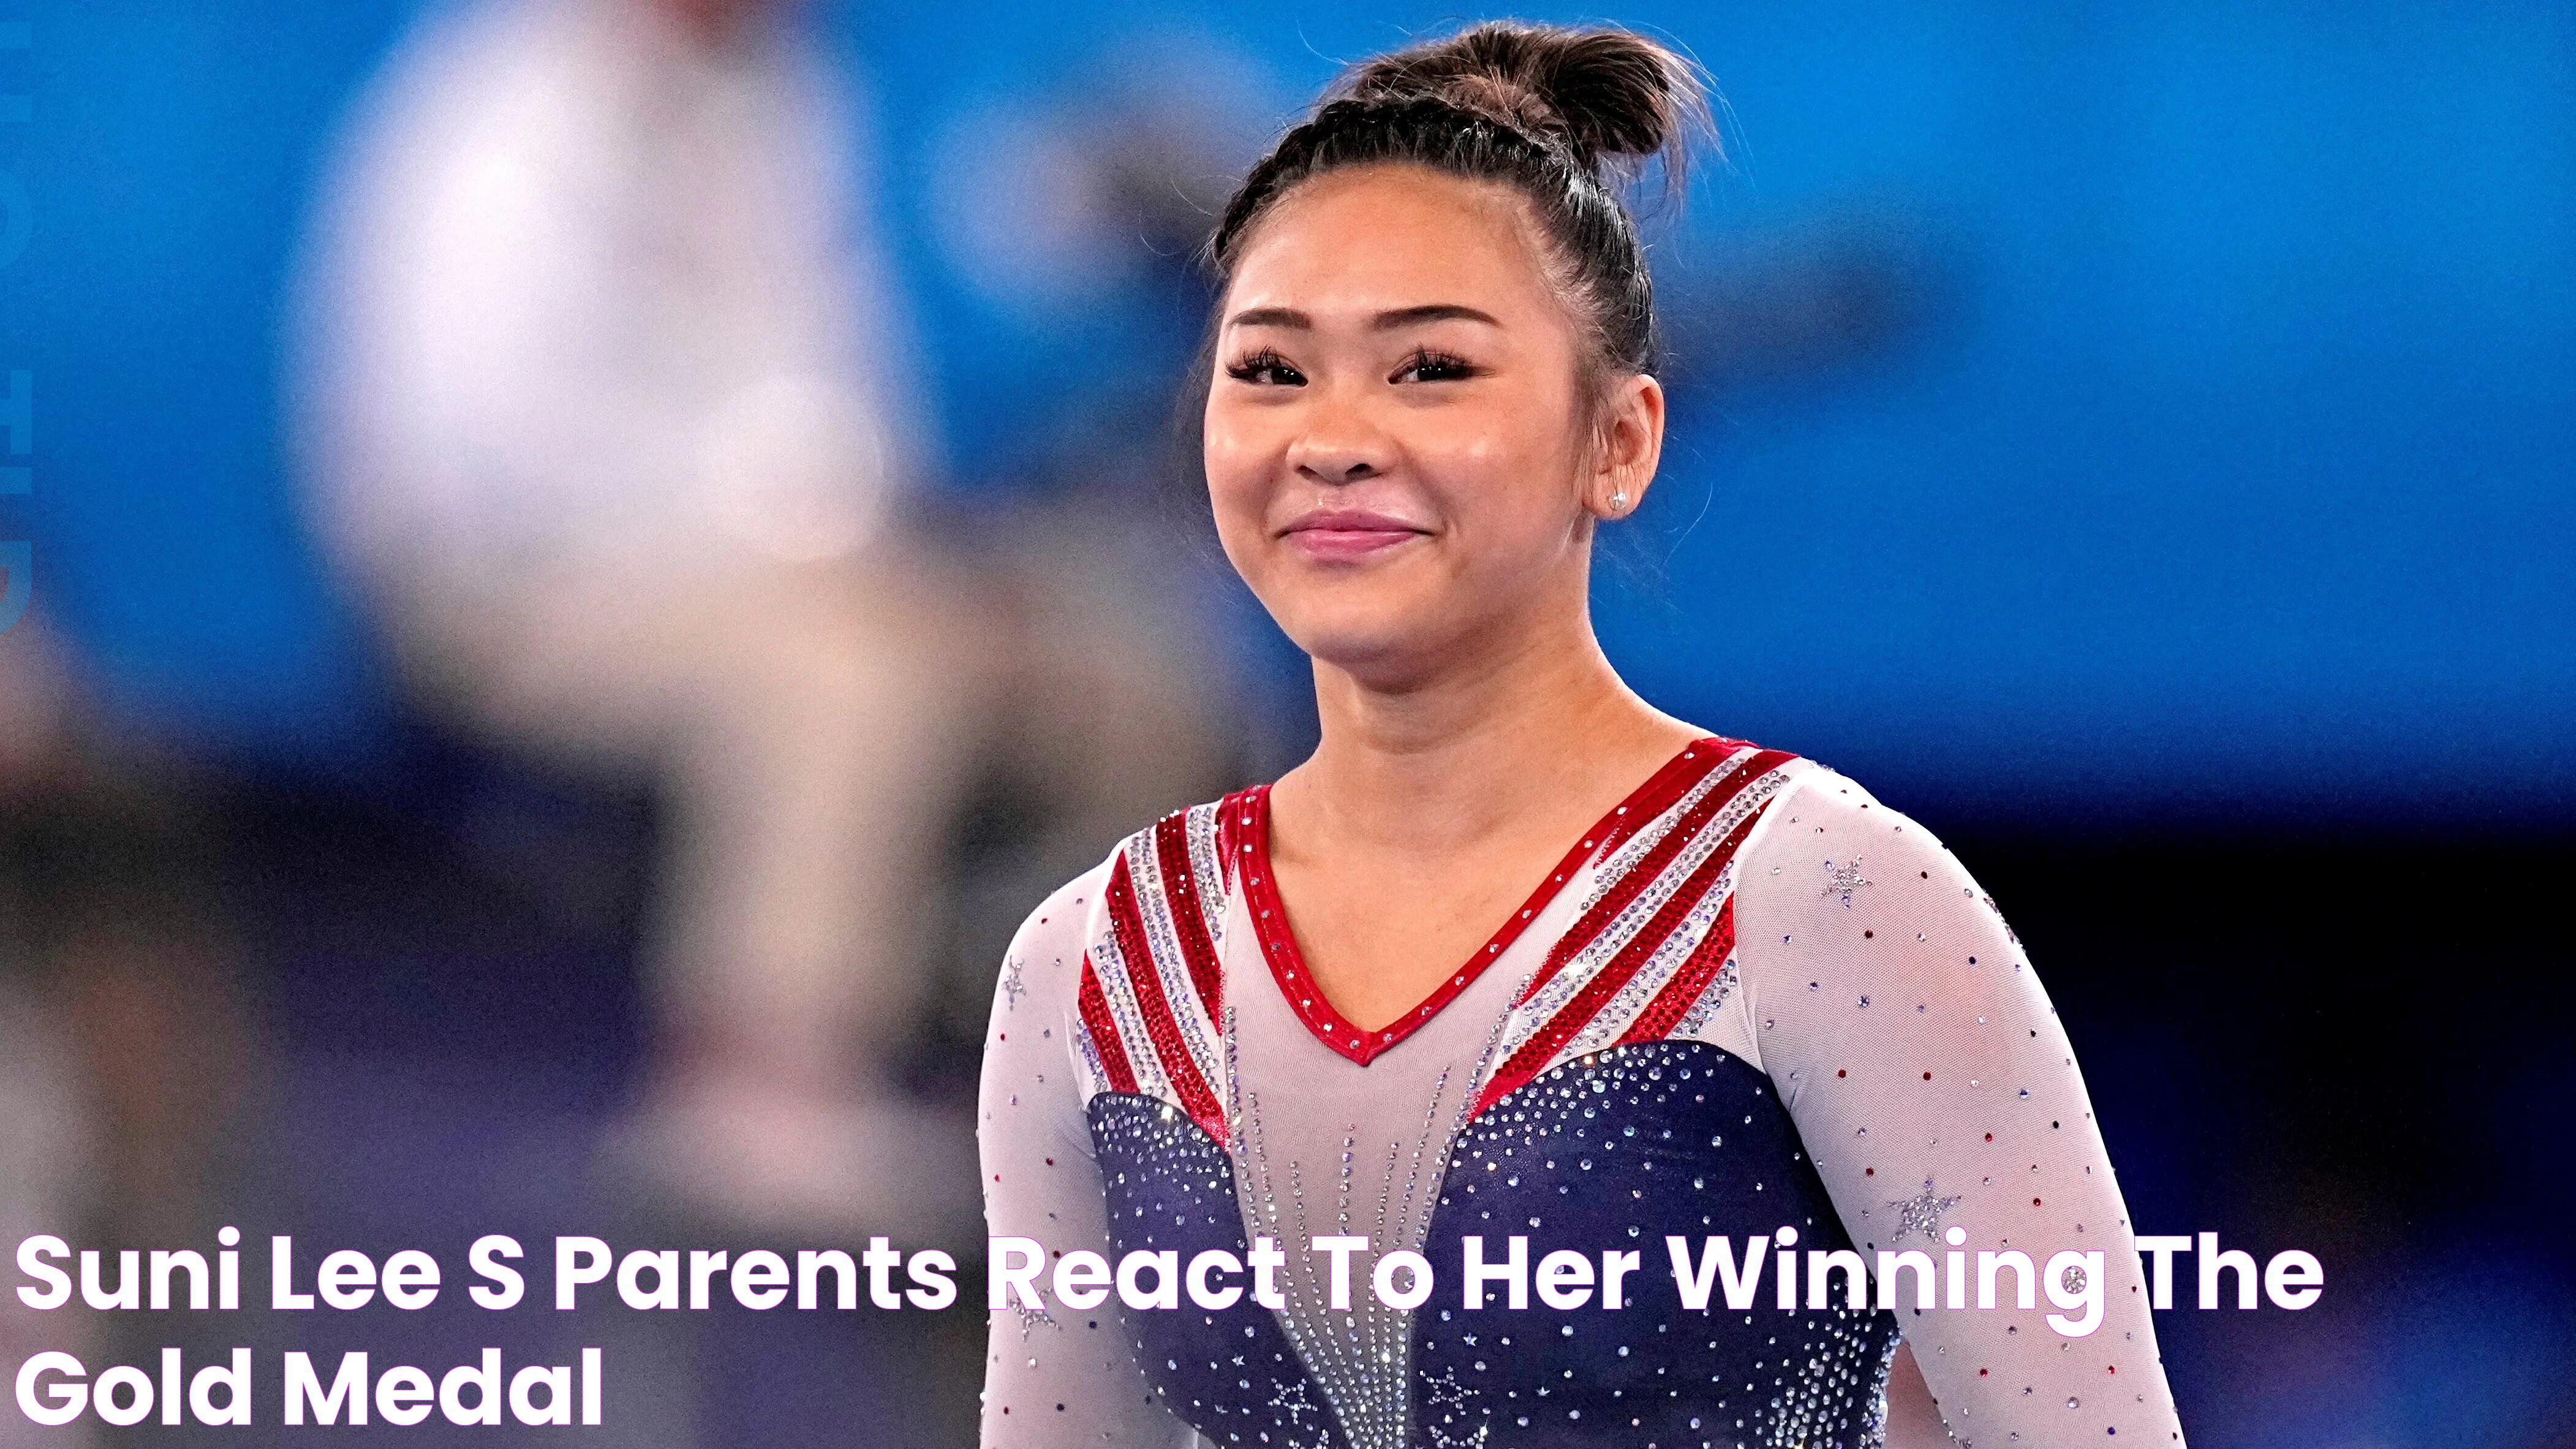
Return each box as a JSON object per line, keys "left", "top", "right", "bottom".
{"left": 1258, "top": 547, "right": 1486, "bottom": 674}
{"left": 1279, "top": 602, "right": 1459, "bottom": 684}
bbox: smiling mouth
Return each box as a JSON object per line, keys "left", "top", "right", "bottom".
{"left": 1282, "top": 510, "right": 1429, "bottom": 561}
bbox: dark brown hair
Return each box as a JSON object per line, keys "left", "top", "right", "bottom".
{"left": 1207, "top": 20, "right": 1715, "bottom": 385}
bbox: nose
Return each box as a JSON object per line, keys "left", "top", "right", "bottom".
{"left": 1286, "top": 406, "right": 1389, "bottom": 485}
{"left": 1295, "top": 452, "right": 1377, "bottom": 485}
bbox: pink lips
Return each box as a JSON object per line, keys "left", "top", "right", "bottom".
{"left": 1281, "top": 507, "right": 1429, "bottom": 562}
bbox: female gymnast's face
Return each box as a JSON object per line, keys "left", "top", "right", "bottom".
{"left": 1204, "top": 163, "right": 1656, "bottom": 683}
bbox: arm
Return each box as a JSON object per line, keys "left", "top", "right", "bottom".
{"left": 977, "top": 871, "right": 1204, "bottom": 1448}
{"left": 1729, "top": 770, "right": 2186, "bottom": 1448}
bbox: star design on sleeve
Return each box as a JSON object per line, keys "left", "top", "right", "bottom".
{"left": 1000, "top": 954, "right": 1027, "bottom": 1008}
{"left": 1424, "top": 1367, "right": 1474, "bottom": 1414}
{"left": 1011, "top": 1301, "right": 1056, "bottom": 1337}
{"left": 1887, "top": 1178, "right": 1962, "bottom": 1243}
{"left": 1268, "top": 1377, "right": 1319, "bottom": 1428}
{"left": 1822, "top": 857, "right": 1873, "bottom": 906}
{"left": 1424, "top": 1368, "right": 1490, "bottom": 1448}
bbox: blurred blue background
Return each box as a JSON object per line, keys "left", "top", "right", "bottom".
{"left": 5, "top": 0, "right": 2572, "bottom": 819}
{"left": 1, "top": 4, "right": 2570, "bottom": 1447}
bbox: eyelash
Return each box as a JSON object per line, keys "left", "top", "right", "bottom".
{"left": 1225, "top": 349, "right": 1304, "bottom": 385}
{"left": 1222, "top": 346, "right": 1482, "bottom": 386}
{"left": 1394, "top": 346, "right": 1479, "bottom": 383}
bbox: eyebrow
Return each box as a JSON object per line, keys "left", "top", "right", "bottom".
{"left": 1225, "top": 304, "right": 1503, "bottom": 330}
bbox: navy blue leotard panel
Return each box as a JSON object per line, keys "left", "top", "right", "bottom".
{"left": 1090, "top": 1040, "right": 1898, "bottom": 1448}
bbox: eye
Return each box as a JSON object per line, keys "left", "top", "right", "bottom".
{"left": 1392, "top": 346, "right": 1481, "bottom": 384}
{"left": 1225, "top": 349, "right": 1306, "bottom": 386}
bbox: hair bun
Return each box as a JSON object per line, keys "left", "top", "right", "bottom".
{"left": 1212, "top": 19, "right": 1712, "bottom": 376}
{"left": 1340, "top": 21, "right": 1710, "bottom": 180}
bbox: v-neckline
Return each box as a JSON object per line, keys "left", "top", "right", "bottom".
{"left": 1235, "top": 736, "right": 1734, "bottom": 1065}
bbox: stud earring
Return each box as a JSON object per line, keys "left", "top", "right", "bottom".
{"left": 1609, "top": 489, "right": 1629, "bottom": 513}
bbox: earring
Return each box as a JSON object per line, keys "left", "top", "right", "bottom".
{"left": 1608, "top": 489, "right": 1629, "bottom": 514}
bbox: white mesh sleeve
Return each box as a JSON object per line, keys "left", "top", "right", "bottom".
{"left": 1728, "top": 770, "right": 2188, "bottom": 1448}
{"left": 976, "top": 867, "right": 1206, "bottom": 1448}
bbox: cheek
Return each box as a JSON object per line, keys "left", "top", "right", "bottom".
{"left": 1413, "top": 393, "right": 1585, "bottom": 551}
{"left": 1200, "top": 399, "right": 1272, "bottom": 518}
{"left": 1201, "top": 404, "right": 1279, "bottom": 561}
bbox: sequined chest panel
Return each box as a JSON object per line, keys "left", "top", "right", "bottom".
{"left": 1411, "top": 1042, "right": 1900, "bottom": 1449}
{"left": 1086, "top": 1045, "right": 1897, "bottom": 1449}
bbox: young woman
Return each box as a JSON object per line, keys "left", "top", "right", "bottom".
{"left": 978, "top": 21, "right": 2185, "bottom": 1448}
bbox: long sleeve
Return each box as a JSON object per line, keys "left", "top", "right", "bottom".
{"left": 1728, "top": 769, "right": 2186, "bottom": 1447}
{"left": 977, "top": 868, "right": 1206, "bottom": 1448}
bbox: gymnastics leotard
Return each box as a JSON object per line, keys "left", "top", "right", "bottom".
{"left": 978, "top": 737, "right": 2186, "bottom": 1447}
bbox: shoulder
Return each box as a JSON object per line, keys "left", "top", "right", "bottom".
{"left": 1087, "top": 787, "right": 1264, "bottom": 933}
{"left": 1734, "top": 760, "right": 2008, "bottom": 957}
{"left": 1007, "top": 855, "right": 1119, "bottom": 962}
{"left": 987, "top": 855, "right": 1117, "bottom": 1038}
{"left": 357, "top": 0, "right": 570, "bottom": 156}
{"left": 1731, "top": 761, "right": 2030, "bottom": 1001}
{"left": 1000, "top": 787, "right": 1256, "bottom": 1001}
{"left": 1739, "top": 760, "right": 1966, "bottom": 894}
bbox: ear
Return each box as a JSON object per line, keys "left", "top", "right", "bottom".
{"left": 1582, "top": 371, "right": 1665, "bottom": 521}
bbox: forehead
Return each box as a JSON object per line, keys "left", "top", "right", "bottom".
{"left": 1222, "top": 163, "right": 1563, "bottom": 321}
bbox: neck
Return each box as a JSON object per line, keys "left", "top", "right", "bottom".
{"left": 1285, "top": 596, "right": 1694, "bottom": 854}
